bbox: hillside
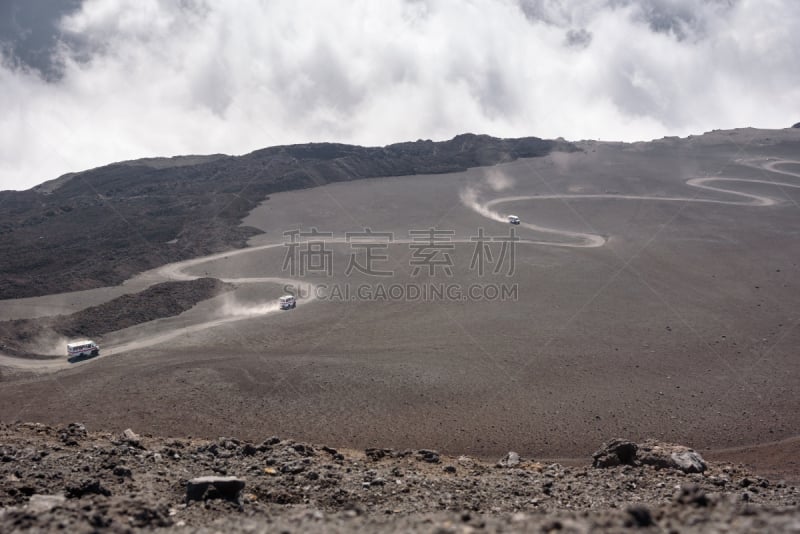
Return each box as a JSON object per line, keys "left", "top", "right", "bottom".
{"left": 0, "top": 135, "right": 573, "bottom": 299}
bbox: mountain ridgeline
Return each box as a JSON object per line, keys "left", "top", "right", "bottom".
{"left": 0, "top": 135, "right": 576, "bottom": 299}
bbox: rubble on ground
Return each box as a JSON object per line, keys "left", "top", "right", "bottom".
{"left": 0, "top": 423, "right": 797, "bottom": 533}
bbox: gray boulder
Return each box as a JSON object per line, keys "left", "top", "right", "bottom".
{"left": 122, "top": 428, "right": 142, "bottom": 448}
{"left": 638, "top": 441, "right": 707, "bottom": 473}
{"left": 496, "top": 451, "right": 521, "bottom": 468}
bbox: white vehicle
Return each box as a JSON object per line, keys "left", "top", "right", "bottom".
{"left": 279, "top": 295, "right": 296, "bottom": 310}
{"left": 67, "top": 340, "right": 100, "bottom": 358}
{"left": 507, "top": 215, "right": 520, "bottom": 225}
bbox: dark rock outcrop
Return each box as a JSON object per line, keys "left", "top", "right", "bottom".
{"left": 592, "top": 439, "right": 638, "bottom": 468}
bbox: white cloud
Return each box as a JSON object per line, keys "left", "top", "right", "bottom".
{"left": 1, "top": 0, "right": 799, "bottom": 190}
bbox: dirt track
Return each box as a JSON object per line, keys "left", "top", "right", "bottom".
{"left": 1, "top": 128, "right": 799, "bottom": 481}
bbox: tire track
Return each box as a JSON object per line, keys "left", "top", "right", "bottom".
{"left": 467, "top": 158, "right": 800, "bottom": 247}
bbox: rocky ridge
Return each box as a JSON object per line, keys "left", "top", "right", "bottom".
{"left": 0, "top": 423, "right": 797, "bottom": 533}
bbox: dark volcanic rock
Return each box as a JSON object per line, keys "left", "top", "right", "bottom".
{"left": 0, "top": 424, "right": 797, "bottom": 533}
{"left": 626, "top": 505, "right": 654, "bottom": 527}
{"left": 186, "top": 476, "right": 245, "bottom": 503}
{"left": 59, "top": 423, "right": 88, "bottom": 446}
{"left": 65, "top": 479, "right": 111, "bottom": 498}
{"left": 592, "top": 438, "right": 638, "bottom": 467}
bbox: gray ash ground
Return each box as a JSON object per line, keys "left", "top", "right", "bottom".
{"left": 1, "top": 423, "right": 798, "bottom": 533}
{"left": 0, "top": 278, "right": 233, "bottom": 358}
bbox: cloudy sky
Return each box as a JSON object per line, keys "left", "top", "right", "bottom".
{"left": 1, "top": 0, "right": 798, "bottom": 190}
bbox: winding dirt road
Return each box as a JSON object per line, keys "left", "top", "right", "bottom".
{"left": 1, "top": 157, "right": 798, "bottom": 371}
{"left": 469, "top": 158, "right": 800, "bottom": 247}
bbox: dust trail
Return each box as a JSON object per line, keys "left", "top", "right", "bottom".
{"left": 24, "top": 331, "right": 71, "bottom": 357}
{"left": 464, "top": 158, "right": 800, "bottom": 247}
{"left": 485, "top": 168, "right": 515, "bottom": 191}
{"left": 104, "top": 296, "right": 284, "bottom": 356}
{"left": 459, "top": 186, "right": 506, "bottom": 224}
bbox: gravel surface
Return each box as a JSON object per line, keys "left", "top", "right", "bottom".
{"left": 1, "top": 423, "right": 798, "bottom": 533}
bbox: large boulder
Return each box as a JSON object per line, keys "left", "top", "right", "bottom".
{"left": 592, "top": 439, "right": 638, "bottom": 468}
{"left": 592, "top": 439, "right": 707, "bottom": 473}
{"left": 637, "top": 441, "right": 707, "bottom": 473}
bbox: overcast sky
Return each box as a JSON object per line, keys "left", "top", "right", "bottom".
{"left": 1, "top": 0, "right": 798, "bottom": 190}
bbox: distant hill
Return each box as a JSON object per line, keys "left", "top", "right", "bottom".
{"left": 0, "top": 134, "right": 574, "bottom": 299}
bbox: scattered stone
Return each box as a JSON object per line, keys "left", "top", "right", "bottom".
{"left": 112, "top": 466, "right": 132, "bottom": 478}
{"left": 59, "top": 423, "right": 87, "bottom": 446}
{"left": 281, "top": 462, "right": 306, "bottom": 474}
{"left": 457, "top": 455, "right": 475, "bottom": 467}
{"left": 417, "top": 450, "right": 440, "bottom": 464}
{"left": 292, "top": 443, "right": 315, "bottom": 456}
{"left": 122, "top": 428, "right": 142, "bottom": 448}
{"left": 496, "top": 451, "right": 520, "bottom": 468}
{"left": 65, "top": 479, "right": 111, "bottom": 499}
{"left": 365, "top": 448, "right": 392, "bottom": 461}
{"left": 626, "top": 505, "right": 654, "bottom": 527}
{"left": 670, "top": 451, "right": 707, "bottom": 474}
{"left": 26, "top": 494, "right": 66, "bottom": 514}
{"left": 675, "top": 484, "right": 709, "bottom": 507}
{"left": 0, "top": 423, "right": 796, "bottom": 532}
{"left": 186, "top": 476, "right": 245, "bottom": 503}
{"left": 592, "top": 439, "right": 638, "bottom": 468}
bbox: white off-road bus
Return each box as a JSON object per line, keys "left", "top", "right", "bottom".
{"left": 67, "top": 340, "right": 100, "bottom": 358}
{"left": 279, "top": 295, "right": 296, "bottom": 310}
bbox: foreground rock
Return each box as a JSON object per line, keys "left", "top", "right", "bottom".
{"left": 0, "top": 423, "right": 797, "bottom": 533}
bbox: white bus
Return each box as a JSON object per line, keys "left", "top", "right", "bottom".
{"left": 67, "top": 340, "right": 100, "bottom": 358}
